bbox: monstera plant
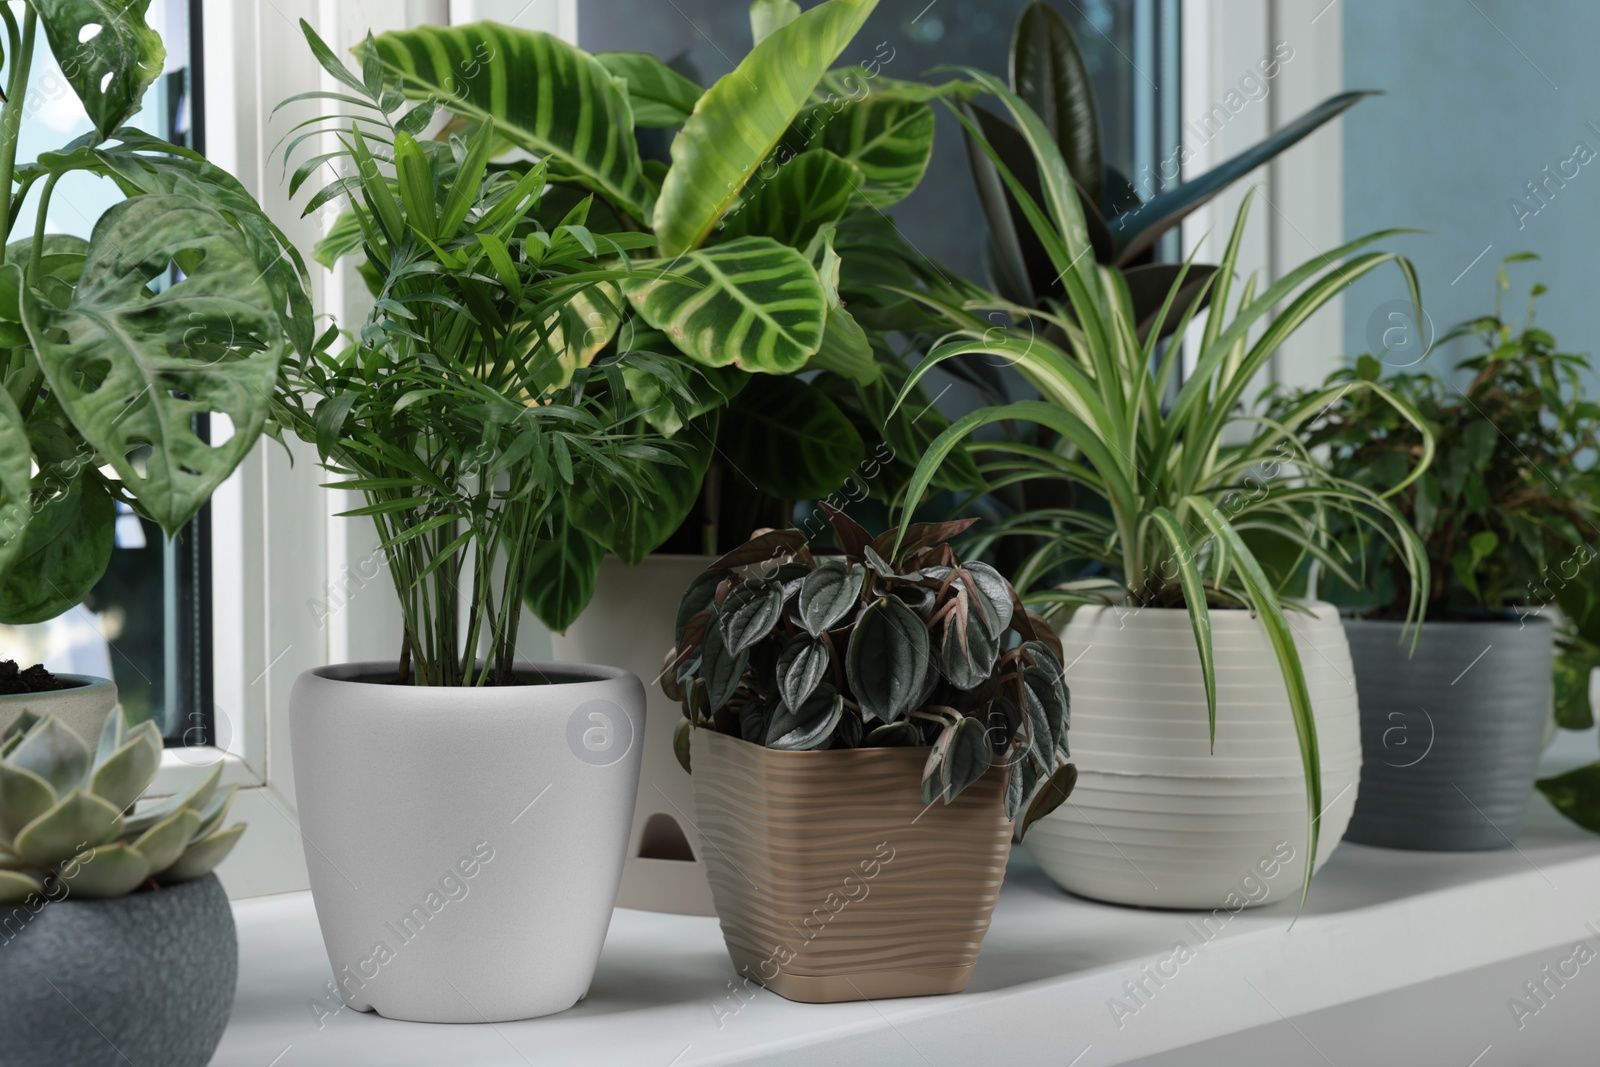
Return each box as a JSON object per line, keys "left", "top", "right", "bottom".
{"left": 0, "top": 0, "right": 309, "bottom": 623}
{"left": 310, "top": 0, "right": 981, "bottom": 630}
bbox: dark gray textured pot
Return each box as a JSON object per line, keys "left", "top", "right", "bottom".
{"left": 0, "top": 874, "right": 236, "bottom": 1067}
{"left": 1343, "top": 617, "right": 1552, "bottom": 851}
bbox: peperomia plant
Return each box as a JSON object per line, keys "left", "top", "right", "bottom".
{"left": 0, "top": 1, "right": 310, "bottom": 623}
{"left": 666, "top": 506, "right": 1077, "bottom": 836}
{"left": 315, "top": 1, "right": 981, "bottom": 630}
{"left": 279, "top": 23, "right": 693, "bottom": 687}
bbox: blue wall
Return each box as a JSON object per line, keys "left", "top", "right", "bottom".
{"left": 1343, "top": 0, "right": 1600, "bottom": 371}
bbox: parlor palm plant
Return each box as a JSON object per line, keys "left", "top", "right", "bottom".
{"left": 893, "top": 72, "right": 1434, "bottom": 905}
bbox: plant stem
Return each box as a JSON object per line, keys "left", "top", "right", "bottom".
{"left": 0, "top": 6, "right": 36, "bottom": 257}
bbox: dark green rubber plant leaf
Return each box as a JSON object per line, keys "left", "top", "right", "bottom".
{"left": 797, "top": 559, "right": 864, "bottom": 636}
{"left": 567, "top": 412, "right": 716, "bottom": 565}
{"left": 366, "top": 22, "right": 651, "bottom": 218}
{"left": 21, "top": 195, "right": 287, "bottom": 537}
{"left": 766, "top": 682, "right": 843, "bottom": 750}
{"left": 1109, "top": 91, "right": 1376, "bottom": 264}
{"left": 1011, "top": 0, "right": 1101, "bottom": 206}
{"left": 522, "top": 510, "right": 606, "bottom": 633}
{"left": 652, "top": 0, "right": 877, "bottom": 255}
{"left": 846, "top": 595, "right": 929, "bottom": 722}
{"left": 625, "top": 237, "right": 827, "bottom": 374}
{"left": 594, "top": 52, "right": 702, "bottom": 127}
{"left": 0, "top": 472, "right": 114, "bottom": 625}
{"left": 721, "top": 374, "right": 863, "bottom": 499}
{"left": 800, "top": 96, "right": 936, "bottom": 208}
{"left": 719, "top": 149, "right": 860, "bottom": 250}
{"left": 1537, "top": 762, "right": 1600, "bottom": 834}
{"left": 34, "top": 0, "right": 166, "bottom": 138}
{"left": 1124, "top": 262, "right": 1219, "bottom": 343}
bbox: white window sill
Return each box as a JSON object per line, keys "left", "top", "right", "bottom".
{"left": 212, "top": 774, "right": 1600, "bottom": 1065}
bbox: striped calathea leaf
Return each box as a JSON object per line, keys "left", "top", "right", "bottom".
{"left": 667, "top": 510, "right": 1075, "bottom": 818}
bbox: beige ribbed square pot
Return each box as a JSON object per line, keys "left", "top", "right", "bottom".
{"left": 689, "top": 729, "right": 1012, "bottom": 1003}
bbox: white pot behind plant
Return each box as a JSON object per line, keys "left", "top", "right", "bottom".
{"left": 1025, "top": 603, "right": 1361, "bottom": 909}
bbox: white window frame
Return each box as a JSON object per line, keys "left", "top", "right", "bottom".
{"left": 145, "top": 0, "right": 573, "bottom": 899}
{"left": 1180, "top": 0, "right": 1346, "bottom": 389}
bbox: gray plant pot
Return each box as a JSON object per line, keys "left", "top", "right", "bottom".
{"left": 0, "top": 674, "right": 117, "bottom": 748}
{"left": 0, "top": 874, "right": 236, "bottom": 1067}
{"left": 1343, "top": 617, "right": 1552, "bottom": 851}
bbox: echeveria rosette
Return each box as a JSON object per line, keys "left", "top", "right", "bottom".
{"left": 666, "top": 506, "right": 1076, "bottom": 839}
{"left": 0, "top": 709, "right": 245, "bottom": 903}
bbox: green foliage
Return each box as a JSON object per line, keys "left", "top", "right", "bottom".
{"left": 0, "top": 4, "right": 306, "bottom": 622}
{"left": 966, "top": 2, "right": 1369, "bottom": 330}
{"left": 1285, "top": 264, "right": 1600, "bottom": 619}
{"left": 667, "top": 507, "right": 1074, "bottom": 827}
{"left": 0, "top": 709, "right": 244, "bottom": 903}
{"left": 896, "top": 72, "right": 1432, "bottom": 906}
{"left": 281, "top": 24, "right": 694, "bottom": 686}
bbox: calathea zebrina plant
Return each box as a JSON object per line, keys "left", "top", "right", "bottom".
{"left": 0, "top": 1, "right": 311, "bottom": 623}
{"left": 279, "top": 24, "right": 694, "bottom": 687}
{"left": 666, "top": 506, "right": 1077, "bottom": 836}
{"left": 0, "top": 710, "right": 244, "bottom": 903}
{"left": 312, "top": 0, "right": 982, "bottom": 630}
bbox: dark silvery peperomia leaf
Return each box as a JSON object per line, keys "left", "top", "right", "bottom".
{"left": 767, "top": 683, "right": 843, "bottom": 750}
{"left": 940, "top": 716, "right": 993, "bottom": 803}
{"left": 721, "top": 578, "right": 785, "bottom": 653}
{"left": 777, "top": 632, "right": 830, "bottom": 711}
{"left": 846, "top": 596, "right": 929, "bottom": 722}
{"left": 701, "top": 621, "right": 749, "bottom": 712}
{"left": 1023, "top": 664, "right": 1069, "bottom": 753}
{"left": 1018, "top": 762, "right": 1078, "bottom": 840}
{"left": 797, "top": 559, "right": 863, "bottom": 635}
{"left": 940, "top": 591, "right": 1001, "bottom": 690}
{"left": 961, "top": 561, "right": 1014, "bottom": 636}
{"left": 677, "top": 568, "right": 732, "bottom": 645}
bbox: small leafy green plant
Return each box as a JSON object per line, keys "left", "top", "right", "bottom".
{"left": 667, "top": 506, "right": 1076, "bottom": 835}
{"left": 0, "top": 711, "right": 243, "bottom": 903}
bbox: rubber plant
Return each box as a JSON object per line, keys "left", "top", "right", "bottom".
{"left": 1281, "top": 259, "right": 1600, "bottom": 836}
{"left": 279, "top": 23, "right": 696, "bottom": 686}
{"left": 0, "top": 1, "right": 310, "bottom": 624}
{"left": 891, "top": 72, "right": 1434, "bottom": 905}
{"left": 964, "top": 1, "right": 1373, "bottom": 334}
{"left": 307, "top": 0, "right": 982, "bottom": 632}
{"left": 667, "top": 506, "right": 1076, "bottom": 836}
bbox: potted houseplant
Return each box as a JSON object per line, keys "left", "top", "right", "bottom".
{"left": 277, "top": 24, "right": 705, "bottom": 1022}
{"left": 1286, "top": 261, "right": 1598, "bottom": 850}
{"left": 0, "top": 1, "right": 307, "bottom": 743}
{"left": 345, "top": 0, "right": 981, "bottom": 913}
{"left": 0, "top": 709, "right": 245, "bottom": 1067}
{"left": 669, "top": 508, "right": 1075, "bottom": 1002}
{"left": 893, "top": 73, "right": 1432, "bottom": 909}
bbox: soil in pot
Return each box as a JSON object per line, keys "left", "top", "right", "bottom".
{"left": 690, "top": 729, "right": 1013, "bottom": 1004}
{"left": 0, "top": 660, "right": 78, "bottom": 693}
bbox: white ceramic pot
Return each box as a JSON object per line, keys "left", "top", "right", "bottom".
{"left": 289, "top": 661, "right": 643, "bottom": 1023}
{"left": 1025, "top": 603, "right": 1362, "bottom": 909}
{"left": 551, "top": 554, "right": 717, "bottom": 915}
{"left": 0, "top": 674, "right": 117, "bottom": 746}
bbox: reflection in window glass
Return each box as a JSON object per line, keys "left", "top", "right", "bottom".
{"left": 0, "top": 1, "right": 206, "bottom": 741}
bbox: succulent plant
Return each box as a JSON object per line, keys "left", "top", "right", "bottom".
{"left": 0, "top": 711, "right": 245, "bottom": 903}
{"left": 667, "top": 506, "right": 1077, "bottom": 836}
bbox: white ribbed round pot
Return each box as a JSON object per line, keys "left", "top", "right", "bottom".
{"left": 289, "top": 661, "right": 643, "bottom": 1023}
{"left": 1025, "top": 603, "right": 1362, "bottom": 909}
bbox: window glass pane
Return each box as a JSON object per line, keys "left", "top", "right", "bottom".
{"left": 0, "top": 0, "right": 206, "bottom": 743}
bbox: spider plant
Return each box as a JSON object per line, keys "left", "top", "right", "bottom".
{"left": 891, "top": 71, "right": 1434, "bottom": 904}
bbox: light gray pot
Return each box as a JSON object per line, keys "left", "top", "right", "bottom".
{"left": 0, "top": 874, "right": 236, "bottom": 1067}
{"left": 0, "top": 675, "right": 117, "bottom": 747}
{"left": 289, "top": 661, "right": 644, "bottom": 1023}
{"left": 1343, "top": 617, "right": 1552, "bottom": 851}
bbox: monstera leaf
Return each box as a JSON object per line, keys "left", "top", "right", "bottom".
{"left": 367, "top": 22, "right": 651, "bottom": 218}
{"left": 34, "top": 0, "right": 166, "bottom": 138}
{"left": 0, "top": 392, "right": 32, "bottom": 578}
{"left": 21, "top": 195, "right": 288, "bottom": 536}
{"left": 652, "top": 0, "right": 877, "bottom": 255}
{"left": 624, "top": 237, "right": 826, "bottom": 374}
{"left": 722, "top": 374, "right": 863, "bottom": 500}
{"left": 0, "top": 473, "right": 114, "bottom": 625}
